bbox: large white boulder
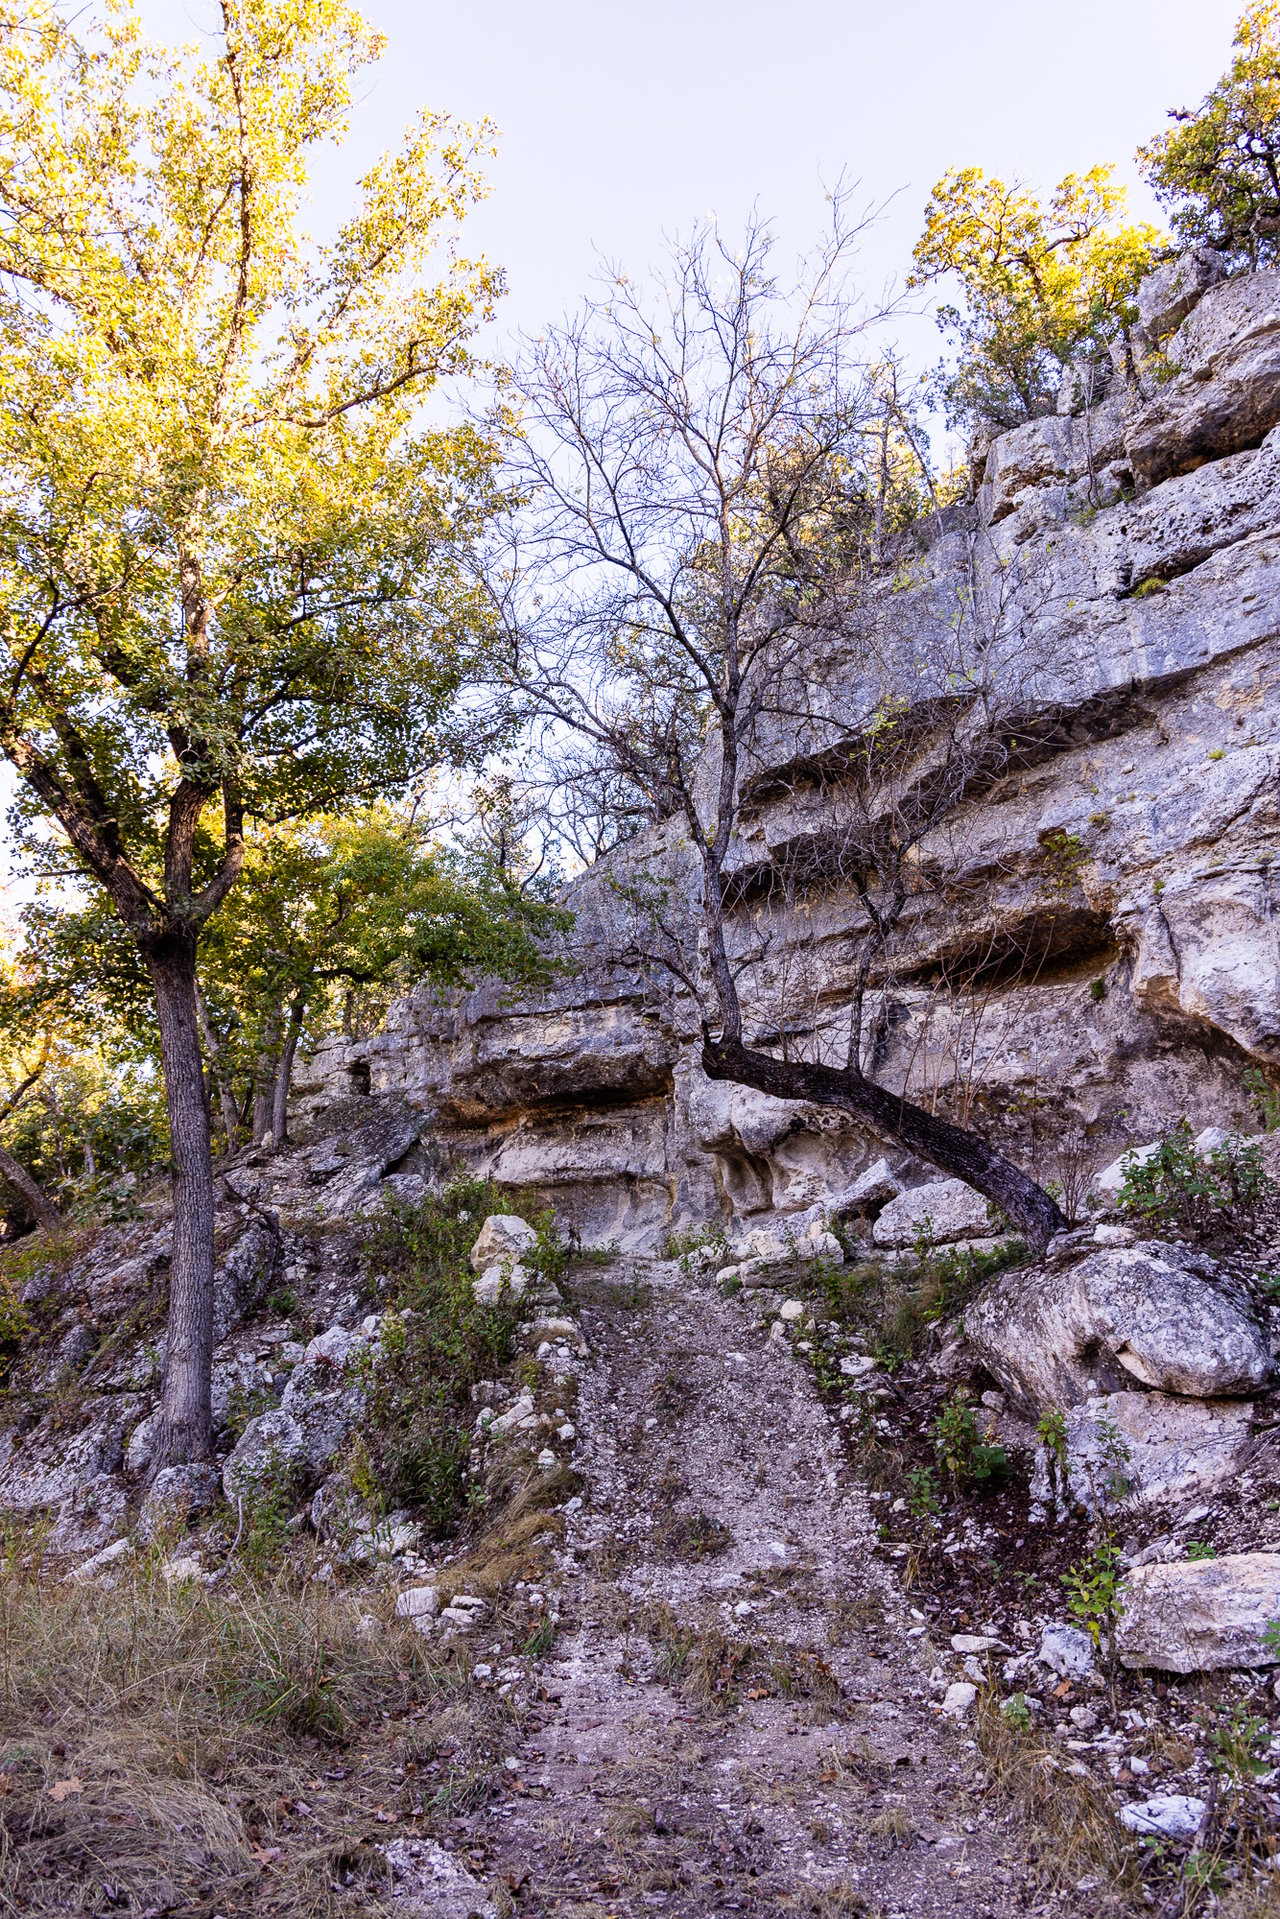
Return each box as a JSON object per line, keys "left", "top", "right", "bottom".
{"left": 964, "top": 1240, "right": 1271, "bottom": 1414}
{"left": 469, "top": 1214, "right": 538, "bottom": 1273}
{"left": 1117, "top": 1552, "right": 1280, "bottom": 1673}
{"left": 1063, "top": 1391, "right": 1254, "bottom": 1513}
{"left": 872, "top": 1179, "right": 991, "bottom": 1249}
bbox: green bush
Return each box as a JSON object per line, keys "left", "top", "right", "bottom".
{"left": 359, "top": 1176, "right": 528, "bottom": 1532}
{"left": 933, "top": 1391, "right": 1007, "bottom": 1488}
{"left": 1117, "top": 1120, "right": 1274, "bottom": 1239}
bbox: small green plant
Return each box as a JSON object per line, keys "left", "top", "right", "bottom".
{"left": 1186, "top": 1540, "right": 1217, "bottom": 1561}
{"left": 266, "top": 1285, "right": 297, "bottom": 1318}
{"left": 906, "top": 1465, "right": 939, "bottom": 1518}
{"left": 523, "top": 1614, "right": 556, "bottom": 1660}
{"left": 226, "top": 1380, "right": 276, "bottom": 1441}
{"left": 1000, "top": 1692, "right": 1032, "bottom": 1733}
{"left": 1208, "top": 1703, "right": 1270, "bottom": 1783}
{"left": 1091, "top": 1411, "right": 1132, "bottom": 1506}
{"left": 1208, "top": 746, "right": 1225, "bottom": 760}
{"left": 1040, "top": 827, "right": 1089, "bottom": 892}
{"left": 1132, "top": 576, "right": 1166, "bottom": 598}
{"left": 933, "top": 1391, "right": 1007, "bottom": 1488}
{"left": 240, "top": 1451, "right": 295, "bottom": 1575}
{"left": 1088, "top": 976, "right": 1107, "bottom": 1002}
{"left": 1061, "top": 1534, "right": 1124, "bottom": 1683}
{"left": 1263, "top": 1617, "right": 1280, "bottom": 1657}
{"left": 1245, "top": 1066, "right": 1280, "bottom": 1133}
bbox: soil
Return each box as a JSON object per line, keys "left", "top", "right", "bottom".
{"left": 455, "top": 1253, "right": 1106, "bottom": 1918}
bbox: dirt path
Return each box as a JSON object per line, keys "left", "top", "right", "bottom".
{"left": 470, "top": 1255, "right": 1062, "bottom": 1918}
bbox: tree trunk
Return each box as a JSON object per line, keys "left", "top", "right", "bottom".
{"left": 195, "top": 981, "right": 240, "bottom": 1149}
{"left": 147, "top": 931, "right": 216, "bottom": 1465}
{"left": 270, "top": 995, "right": 305, "bottom": 1149}
{"left": 0, "top": 1143, "right": 60, "bottom": 1234}
{"left": 701, "top": 1033, "right": 1066, "bottom": 1248}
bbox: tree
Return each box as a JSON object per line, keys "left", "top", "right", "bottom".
{"left": 910, "top": 167, "right": 1160, "bottom": 435}
{"left": 1139, "top": 2, "right": 1280, "bottom": 270}
{"left": 197, "top": 809, "right": 567, "bottom": 1148}
{"left": 0, "top": 1, "right": 502, "bottom": 1465}
{"left": 485, "top": 208, "right": 1068, "bottom": 1248}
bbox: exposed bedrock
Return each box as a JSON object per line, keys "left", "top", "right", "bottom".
{"left": 295, "top": 259, "right": 1280, "bottom": 1248}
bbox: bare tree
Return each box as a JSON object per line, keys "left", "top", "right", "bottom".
{"left": 487, "top": 204, "right": 1067, "bottom": 1246}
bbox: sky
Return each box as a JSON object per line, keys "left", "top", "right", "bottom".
{"left": 0, "top": 0, "right": 1251, "bottom": 907}
{"left": 139, "top": 0, "right": 1246, "bottom": 376}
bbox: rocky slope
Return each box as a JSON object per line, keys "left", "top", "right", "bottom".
{"left": 297, "top": 251, "right": 1280, "bottom": 1253}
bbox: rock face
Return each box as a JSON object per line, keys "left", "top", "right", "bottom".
{"left": 1117, "top": 1552, "right": 1280, "bottom": 1673}
{"left": 292, "top": 257, "right": 1280, "bottom": 1251}
{"left": 964, "top": 1241, "right": 1272, "bottom": 1415}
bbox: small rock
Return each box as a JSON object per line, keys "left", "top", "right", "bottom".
{"left": 951, "top": 1633, "right": 1008, "bottom": 1656}
{"left": 469, "top": 1215, "right": 538, "bottom": 1274}
{"left": 1069, "top": 1706, "right": 1099, "bottom": 1731}
{"left": 941, "top": 1681, "right": 977, "bottom": 1719}
{"left": 840, "top": 1354, "right": 877, "bottom": 1378}
{"left": 160, "top": 1554, "right": 203, "bottom": 1583}
{"left": 1092, "top": 1223, "right": 1136, "bottom": 1247}
{"left": 536, "top": 1448, "right": 557, "bottom": 1471}
{"left": 68, "top": 1537, "right": 130, "bottom": 1582}
{"left": 1038, "top": 1624, "right": 1095, "bottom": 1680}
{"left": 396, "top": 1585, "right": 441, "bottom": 1620}
{"left": 1118, "top": 1794, "right": 1207, "bottom": 1840}
{"left": 778, "top": 1300, "right": 805, "bottom": 1323}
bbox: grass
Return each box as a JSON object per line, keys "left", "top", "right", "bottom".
{"left": 802, "top": 1236, "right": 1025, "bottom": 1371}
{"left": 974, "top": 1686, "right": 1139, "bottom": 1900}
{"left": 0, "top": 1546, "right": 513, "bottom": 1918}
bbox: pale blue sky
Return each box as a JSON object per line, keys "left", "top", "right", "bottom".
{"left": 143, "top": 0, "right": 1245, "bottom": 370}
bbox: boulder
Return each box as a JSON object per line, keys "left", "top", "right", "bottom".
{"left": 872, "top": 1179, "right": 992, "bottom": 1249}
{"left": 222, "top": 1406, "right": 307, "bottom": 1501}
{"left": 138, "top": 1463, "right": 222, "bottom": 1544}
{"left": 1116, "top": 1552, "right": 1280, "bottom": 1672}
{"left": 469, "top": 1215, "right": 538, "bottom": 1274}
{"left": 1063, "top": 1391, "right": 1254, "bottom": 1512}
{"left": 212, "top": 1218, "right": 278, "bottom": 1344}
{"left": 473, "top": 1262, "right": 533, "bottom": 1305}
{"left": 831, "top": 1157, "right": 901, "bottom": 1216}
{"left": 964, "top": 1241, "right": 1271, "bottom": 1414}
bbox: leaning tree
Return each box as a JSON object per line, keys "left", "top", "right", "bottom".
{"left": 0, "top": 0, "right": 503, "bottom": 1464}
{"left": 485, "top": 204, "right": 1069, "bottom": 1245}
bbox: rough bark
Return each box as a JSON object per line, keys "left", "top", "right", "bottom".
{"left": 148, "top": 932, "right": 215, "bottom": 1464}
{"left": 0, "top": 1143, "right": 60, "bottom": 1235}
{"left": 270, "top": 995, "right": 306, "bottom": 1149}
{"left": 701, "top": 1033, "right": 1066, "bottom": 1248}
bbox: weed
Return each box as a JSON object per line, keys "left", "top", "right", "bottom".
{"left": 265, "top": 1285, "right": 297, "bottom": 1317}
{"left": 225, "top": 1378, "right": 275, "bottom": 1441}
{"left": 906, "top": 1465, "right": 939, "bottom": 1517}
{"left": 1088, "top": 976, "right": 1107, "bottom": 1002}
{"left": 522, "top": 1614, "right": 556, "bottom": 1659}
{"left": 1186, "top": 1540, "right": 1217, "bottom": 1561}
{"left": 1061, "top": 1534, "right": 1124, "bottom": 1697}
{"left": 664, "top": 1508, "right": 733, "bottom": 1561}
{"left": 933, "top": 1391, "right": 1007, "bottom": 1488}
{"left": 1117, "top": 1120, "right": 1274, "bottom": 1240}
{"left": 1001, "top": 1692, "right": 1032, "bottom": 1732}
{"left": 359, "top": 1176, "right": 527, "bottom": 1531}
{"left": 1246, "top": 1067, "right": 1280, "bottom": 1133}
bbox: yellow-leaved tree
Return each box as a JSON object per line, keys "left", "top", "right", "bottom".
{"left": 0, "top": 0, "right": 503, "bottom": 1466}
{"left": 910, "top": 165, "right": 1161, "bottom": 435}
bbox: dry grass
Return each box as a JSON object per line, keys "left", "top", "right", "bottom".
{"left": 0, "top": 1553, "right": 510, "bottom": 1917}
{"left": 974, "top": 1689, "right": 1139, "bottom": 1901}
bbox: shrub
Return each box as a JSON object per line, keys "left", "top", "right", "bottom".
{"left": 359, "top": 1175, "right": 528, "bottom": 1531}
{"left": 933, "top": 1391, "right": 1007, "bottom": 1488}
{"left": 1117, "top": 1120, "right": 1274, "bottom": 1238}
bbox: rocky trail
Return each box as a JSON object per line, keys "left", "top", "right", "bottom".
{"left": 450, "top": 1255, "right": 1063, "bottom": 1919}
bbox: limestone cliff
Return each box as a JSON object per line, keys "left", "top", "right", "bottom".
{"left": 296, "top": 257, "right": 1280, "bottom": 1247}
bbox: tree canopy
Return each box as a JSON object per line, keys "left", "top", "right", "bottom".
{"left": 910, "top": 166, "right": 1160, "bottom": 435}
{"left": 1139, "top": 1, "right": 1280, "bottom": 269}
